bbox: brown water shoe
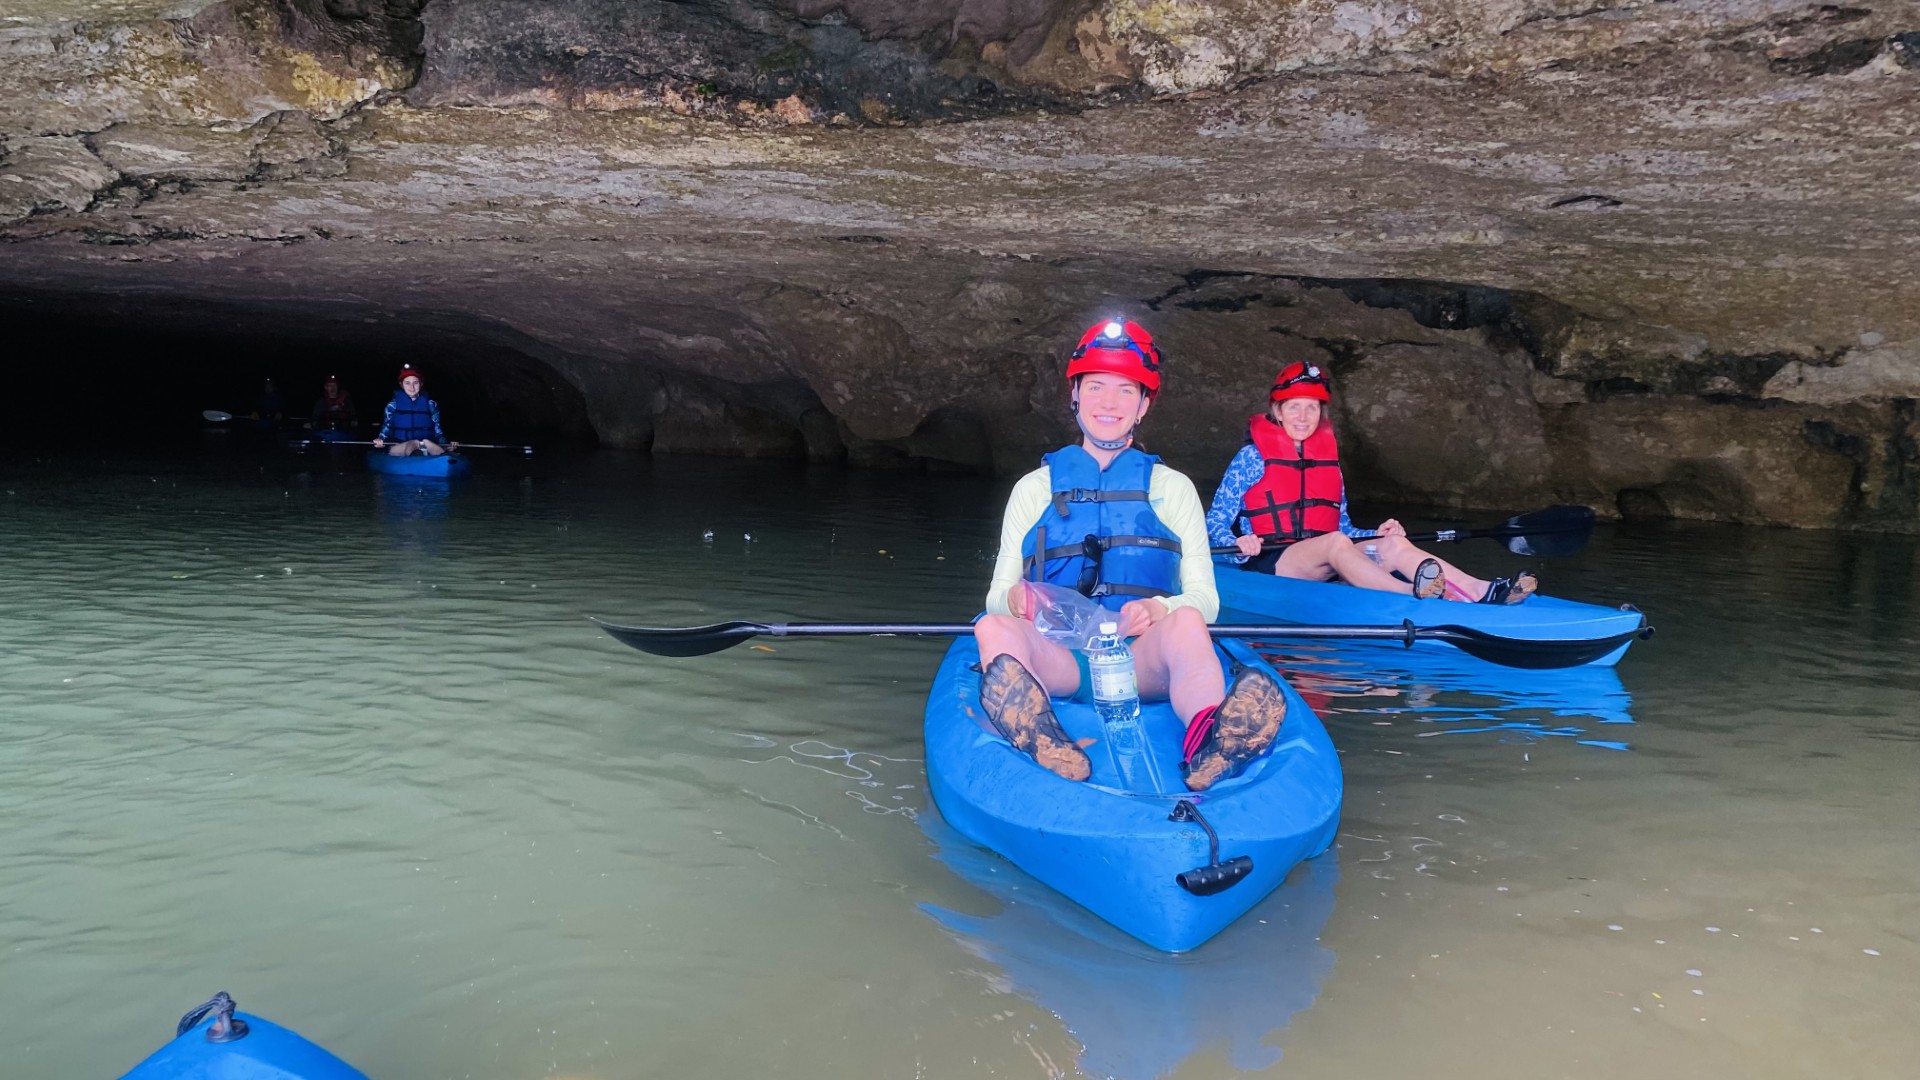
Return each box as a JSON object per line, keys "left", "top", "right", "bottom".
{"left": 1412, "top": 558, "right": 1447, "bottom": 600}
{"left": 980, "top": 654, "right": 1090, "bottom": 781}
{"left": 1183, "top": 667, "right": 1289, "bottom": 792}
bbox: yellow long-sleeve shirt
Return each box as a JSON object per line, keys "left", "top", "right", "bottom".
{"left": 984, "top": 463, "right": 1220, "bottom": 623}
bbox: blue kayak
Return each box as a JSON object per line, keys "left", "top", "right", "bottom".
{"left": 1217, "top": 568, "right": 1647, "bottom": 667}
{"left": 924, "top": 636, "right": 1342, "bottom": 953}
{"left": 365, "top": 450, "right": 470, "bottom": 478}
{"left": 120, "top": 993, "right": 366, "bottom": 1079}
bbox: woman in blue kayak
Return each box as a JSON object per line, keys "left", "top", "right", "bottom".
{"left": 973, "top": 318, "right": 1288, "bottom": 790}
{"left": 1208, "top": 361, "right": 1536, "bottom": 604}
{"left": 372, "top": 366, "right": 456, "bottom": 456}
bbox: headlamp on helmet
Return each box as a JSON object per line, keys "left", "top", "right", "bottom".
{"left": 1067, "top": 318, "right": 1163, "bottom": 397}
{"left": 1269, "top": 361, "right": 1330, "bottom": 402}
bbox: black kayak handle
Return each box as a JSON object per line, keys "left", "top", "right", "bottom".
{"left": 1170, "top": 800, "right": 1255, "bottom": 896}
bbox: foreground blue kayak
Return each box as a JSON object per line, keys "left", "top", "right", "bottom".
{"left": 120, "top": 992, "right": 366, "bottom": 1079}
{"left": 365, "top": 450, "right": 471, "bottom": 478}
{"left": 924, "top": 637, "right": 1342, "bottom": 952}
{"left": 1217, "top": 568, "right": 1647, "bottom": 667}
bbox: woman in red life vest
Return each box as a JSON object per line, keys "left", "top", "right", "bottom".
{"left": 1206, "top": 362, "right": 1537, "bottom": 604}
{"left": 972, "top": 318, "right": 1290, "bottom": 791}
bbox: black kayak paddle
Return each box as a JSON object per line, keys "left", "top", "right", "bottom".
{"left": 1210, "top": 504, "right": 1597, "bottom": 559}
{"left": 590, "top": 616, "right": 1650, "bottom": 670}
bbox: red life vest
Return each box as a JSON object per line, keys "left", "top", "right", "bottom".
{"left": 1240, "top": 415, "right": 1343, "bottom": 542}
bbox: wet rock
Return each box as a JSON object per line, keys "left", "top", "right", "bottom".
{"left": 0, "top": 0, "right": 423, "bottom": 132}
{"left": 88, "top": 125, "right": 260, "bottom": 183}
{"left": 1337, "top": 343, "right": 1554, "bottom": 510}
{"left": 1763, "top": 341, "right": 1920, "bottom": 406}
{"left": 0, "top": 136, "right": 118, "bottom": 220}
{"left": 1556, "top": 398, "right": 1862, "bottom": 527}
{"left": 410, "top": 0, "right": 1057, "bottom": 123}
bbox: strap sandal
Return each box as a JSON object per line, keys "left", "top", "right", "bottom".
{"left": 1411, "top": 558, "right": 1446, "bottom": 600}
{"left": 1479, "top": 572, "right": 1538, "bottom": 604}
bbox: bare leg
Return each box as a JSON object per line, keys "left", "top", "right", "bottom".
{"left": 1129, "top": 606, "right": 1226, "bottom": 724}
{"left": 419, "top": 440, "right": 446, "bottom": 457}
{"left": 1367, "top": 535, "right": 1493, "bottom": 602}
{"left": 1273, "top": 532, "right": 1426, "bottom": 595}
{"left": 974, "top": 614, "right": 1082, "bottom": 698}
{"left": 386, "top": 440, "right": 414, "bottom": 457}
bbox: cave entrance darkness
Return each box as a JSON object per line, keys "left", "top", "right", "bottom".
{"left": 1, "top": 302, "right": 597, "bottom": 451}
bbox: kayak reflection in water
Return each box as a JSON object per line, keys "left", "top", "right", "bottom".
{"left": 372, "top": 366, "right": 457, "bottom": 457}
{"left": 1207, "top": 360, "right": 1537, "bottom": 604}
{"left": 309, "top": 374, "right": 358, "bottom": 437}
{"left": 972, "top": 318, "right": 1287, "bottom": 790}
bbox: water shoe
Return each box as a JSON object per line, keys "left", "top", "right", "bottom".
{"left": 980, "top": 654, "right": 1090, "bottom": 781}
{"left": 1183, "top": 668, "right": 1288, "bottom": 792}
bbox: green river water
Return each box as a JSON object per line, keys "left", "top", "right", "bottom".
{"left": 0, "top": 448, "right": 1913, "bottom": 1079}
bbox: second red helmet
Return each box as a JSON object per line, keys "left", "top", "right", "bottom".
{"left": 1269, "top": 361, "right": 1330, "bottom": 403}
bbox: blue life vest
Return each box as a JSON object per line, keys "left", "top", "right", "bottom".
{"left": 1019, "top": 445, "right": 1184, "bottom": 612}
{"left": 381, "top": 390, "right": 442, "bottom": 442}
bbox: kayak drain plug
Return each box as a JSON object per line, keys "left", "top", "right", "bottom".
{"left": 177, "top": 991, "right": 250, "bottom": 1044}
{"left": 1169, "top": 799, "right": 1253, "bottom": 896}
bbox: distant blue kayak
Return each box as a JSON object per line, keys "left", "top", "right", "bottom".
{"left": 924, "top": 637, "right": 1342, "bottom": 953}
{"left": 119, "top": 993, "right": 366, "bottom": 1079}
{"left": 1217, "top": 568, "right": 1647, "bottom": 667}
{"left": 365, "top": 450, "right": 471, "bottom": 478}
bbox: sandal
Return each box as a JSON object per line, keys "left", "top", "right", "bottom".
{"left": 1411, "top": 558, "right": 1446, "bottom": 600}
{"left": 1183, "top": 668, "right": 1289, "bottom": 792}
{"left": 1478, "top": 571, "right": 1539, "bottom": 605}
{"left": 979, "top": 655, "right": 1089, "bottom": 781}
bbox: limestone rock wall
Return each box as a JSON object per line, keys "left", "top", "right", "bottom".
{"left": 2, "top": 0, "right": 1917, "bottom": 530}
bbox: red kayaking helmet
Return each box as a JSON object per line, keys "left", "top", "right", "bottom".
{"left": 1269, "top": 361, "right": 1330, "bottom": 403}
{"left": 1067, "top": 319, "right": 1163, "bottom": 397}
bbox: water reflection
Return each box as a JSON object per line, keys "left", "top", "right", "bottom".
{"left": 1245, "top": 637, "right": 1636, "bottom": 749}
{"left": 372, "top": 472, "right": 452, "bottom": 553}
{"left": 921, "top": 814, "right": 1338, "bottom": 1080}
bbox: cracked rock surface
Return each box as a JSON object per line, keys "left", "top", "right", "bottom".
{"left": 2, "top": 0, "right": 1917, "bottom": 528}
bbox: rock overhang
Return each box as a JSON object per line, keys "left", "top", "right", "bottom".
{"left": 1, "top": 0, "right": 1917, "bottom": 529}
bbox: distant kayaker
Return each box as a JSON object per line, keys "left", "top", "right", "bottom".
{"left": 372, "top": 367, "right": 455, "bottom": 456}
{"left": 1206, "top": 361, "right": 1536, "bottom": 604}
{"left": 309, "top": 375, "right": 357, "bottom": 434}
{"left": 250, "top": 379, "right": 284, "bottom": 430}
{"left": 973, "top": 318, "right": 1288, "bottom": 791}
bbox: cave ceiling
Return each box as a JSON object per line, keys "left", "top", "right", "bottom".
{"left": 2, "top": 1, "right": 1917, "bottom": 527}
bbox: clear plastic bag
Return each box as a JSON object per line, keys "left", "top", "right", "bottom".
{"left": 1020, "top": 580, "right": 1106, "bottom": 651}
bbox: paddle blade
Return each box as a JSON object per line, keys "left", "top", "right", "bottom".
{"left": 202, "top": 410, "right": 234, "bottom": 422}
{"left": 1506, "top": 531, "right": 1585, "bottom": 557}
{"left": 1424, "top": 624, "right": 1648, "bottom": 669}
{"left": 592, "top": 618, "right": 769, "bottom": 657}
{"left": 1502, "top": 505, "right": 1594, "bottom": 556}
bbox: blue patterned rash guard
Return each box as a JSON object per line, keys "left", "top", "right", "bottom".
{"left": 1206, "top": 443, "right": 1374, "bottom": 564}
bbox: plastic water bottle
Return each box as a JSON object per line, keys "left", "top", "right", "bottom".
{"left": 1086, "top": 621, "right": 1164, "bottom": 793}
{"left": 1364, "top": 542, "right": 1381, "bottom": 564}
